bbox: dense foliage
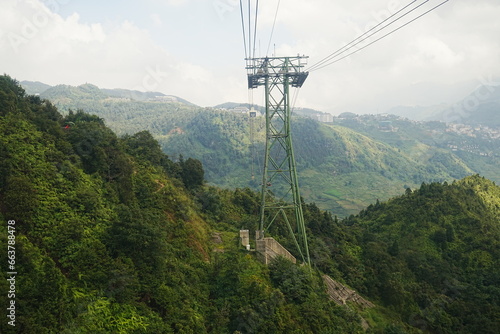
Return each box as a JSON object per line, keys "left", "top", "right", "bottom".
{"left": 28, "top": 82, "right": 499, "bottom": 216}
{"left": 0, "top": 75, "right": 215, "bottom": 333}
{"left": 311, "top": 175, "right": 500, "bottom": 333}
{"left": 0, "top": 75, "right": 365, "bottom": 333}
{"left": 3, "top": 76, "right": 499, "bottom": 333}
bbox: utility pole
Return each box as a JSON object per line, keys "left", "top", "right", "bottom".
{"left": 246, "top": 56, "right": 310, "bottom": 265}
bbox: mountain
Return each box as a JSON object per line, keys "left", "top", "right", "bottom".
{"left": 386, "top": 84, "right": 500, "bottom": 127}
{"left": 20, "top": 80, "right": 52, "bottom": 95}
{"left": 88, "top": 104, "right": 487, "bottom": 216}
{"left": 171, "top": 112, "right": 498, "bottom": 217}
{"left": 434, "top": 84, "right": 500, "bottom": 126}
{"left": 333, "top": 114, "right": 500, "bottom": 182}
{"left": 20, "top": 80, "right": 195, "bottom": 105}
{"left": 2, "top": 75, "right": 500, "bottom": 333}
{"left": 0, "top": 75, "right": 368, "bottom": 333}
{"left": 20, "top": 81, "right": 500, "bottom": 217}
{"left": 333, "top": 175, "right": 500, "bottom": 333}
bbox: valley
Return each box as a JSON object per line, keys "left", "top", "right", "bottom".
{"left": 1, "top": 75, "right": 499, "bottom": 333}
{"left": 22, "top": 81, "right": 500, "bottom": 216}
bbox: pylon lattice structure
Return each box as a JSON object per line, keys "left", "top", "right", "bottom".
{"left": 246, "top": 56, "right": 310, "bottom": 265}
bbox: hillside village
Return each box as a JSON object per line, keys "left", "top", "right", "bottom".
{"left": 334, "top": 113, "right": 500, "bottom": 158}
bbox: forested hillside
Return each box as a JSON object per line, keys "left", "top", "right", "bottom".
{"left": 322, "top": 175, "right": 500, "bottom": 333}
{"left": 21, "top": 81, "right": 500, "bottom": 217}
{"left": 334, "top": 114, "right": 500, "bottom": 184}
{"left": 5, "top": 75, "right": 499, "bottom": 333}
{"left": 1, "top": 75, "right": 368, "bottom": 333}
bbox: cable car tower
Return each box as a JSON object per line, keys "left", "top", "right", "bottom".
{"left": 247, "top": 56, "right": 311, "bottom": 265}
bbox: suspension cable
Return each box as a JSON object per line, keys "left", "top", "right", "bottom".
{"left": 310, "top": 0, "right": 450, "bottom": 72}
{"left": 308, "top": 0, "right": 422, "bottom": 71}
{"left": 239, "top": 0, "right": 248, "bottom": 60}
{"left": 253, "top": 0, "right": 259, "bottom": 58}
{"left": 266, "top": 0, "right": 281, "bottom": 56}
{"left": 248, "top": 0, "right": 252, "bottom": 58}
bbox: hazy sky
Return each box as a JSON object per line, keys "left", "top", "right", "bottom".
{"left": 1, "top": 0, "right": 499, "bottom": 114}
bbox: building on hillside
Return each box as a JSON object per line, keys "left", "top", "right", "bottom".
{"left": 150, "top": 96, "right": 178, "bottom": 102}
{"left": 231, "top": 106, "right": 250, "bottom": 114}
{"left": 379, "top": 120, "right": 393, "bottom": 132}
{"left": 315, "top": 113, "right": 334, "bottom": 123}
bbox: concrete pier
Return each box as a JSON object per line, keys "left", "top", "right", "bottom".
{"left": 239, "top": 230, "right": 250, "bottom": 250}
{"left": 255, "top": 232, "right": 296, "bottom": 264}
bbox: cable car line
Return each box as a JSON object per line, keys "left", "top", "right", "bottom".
{"left": 239, "top": 0, "right": 263, "bottom": 180}
{"left": 266, "top": 0, "right": 281, "bottom": 56}
{"left": 309, "top": 0, "right": 450, "bottom": 72}
{"left": 239, "top": 0, "right": 248, "bottom": 60}
{"left": 253, "top": 0, "right": 259, "bottom": 58}
{"left": 307, "top": 0, "right": 422, "bottom": 72}
{"left": 308, "top": 0, "right": 450, "bottom": 72}
{"left": 248, "top": 0, "right": 252, "bottom": 58}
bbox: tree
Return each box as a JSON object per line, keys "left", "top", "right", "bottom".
{"left": 180, "top": 157, "right": 204, "bottom": 190}
{"left": 2, "top": 175, "right": 38, "bottom": 228}
{"left": 269, "top": 257, "right": 312, "bottom": 304}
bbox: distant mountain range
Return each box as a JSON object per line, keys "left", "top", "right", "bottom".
{"left": 21, "top": 80, "right": 196, "bottom": 105}
{"left": 19, "top": 80, "right": 499, "bottom": 217}
{"left": 5, "top": 76, "right": 500, "bottom": 333}
{"left": 387, "top": 84, "right": 500, "bottom": 126}
{"left": 22, "top": 79, "right": 500, "bottom": 127}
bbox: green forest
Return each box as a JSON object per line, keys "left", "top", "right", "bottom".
{"left": 27, "top": 82, "right": 500, "bottom": 217}
{"left": 2, "top": 75, "right": 500, "bottom": 333}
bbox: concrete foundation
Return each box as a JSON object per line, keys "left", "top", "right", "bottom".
{"left": 255, "top": 232, "right": 296, "bottom": 264}
{"left": 239, "top": 230, "right": 296, "bottom": 264}
{"left": 239, "top": 230, "right": 250, "bottom": 249}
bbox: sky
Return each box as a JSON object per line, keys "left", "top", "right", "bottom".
{"left": 1, "top": 0, "right": 499, "bottom": 115}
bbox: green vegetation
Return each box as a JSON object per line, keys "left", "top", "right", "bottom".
{"left": 29, "top": 82, "right": 499, "bottom": 217}
{"left": 4, "top": 76, "right": 500, "bottom": 333}
{"left": 0, "top": 75, "right": 365, "bottom": 333}
{"left": 325, "top": 175, "right": 500, "bottom": 333}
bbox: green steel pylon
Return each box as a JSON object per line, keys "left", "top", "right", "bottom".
{"left": 246, "top": 56, "right": 310, "bottom": 265}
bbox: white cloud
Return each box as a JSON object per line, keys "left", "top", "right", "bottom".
{"left": 413, "top": 37, "right": 464, "bottom": 68}
{"left": 266, "top": 0, "right": 500, "bottom": 113}
{"left": 0, "top": 0, "right": 233, "bottom": 106}
{"left": 150, "top": 13, "right": 163, "bottom": 28}
{"left": 1, "top": 0, "right": 499, "bottom": 111}
{"left": 167, "top": 0, "right": 189, "bottom": 6}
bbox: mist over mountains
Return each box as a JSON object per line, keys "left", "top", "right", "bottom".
{"left": 387, "top": 82, "right": 500, "bottom": 126}
{"left": 22, "top": 79, "right": 500, "bottom": 127}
